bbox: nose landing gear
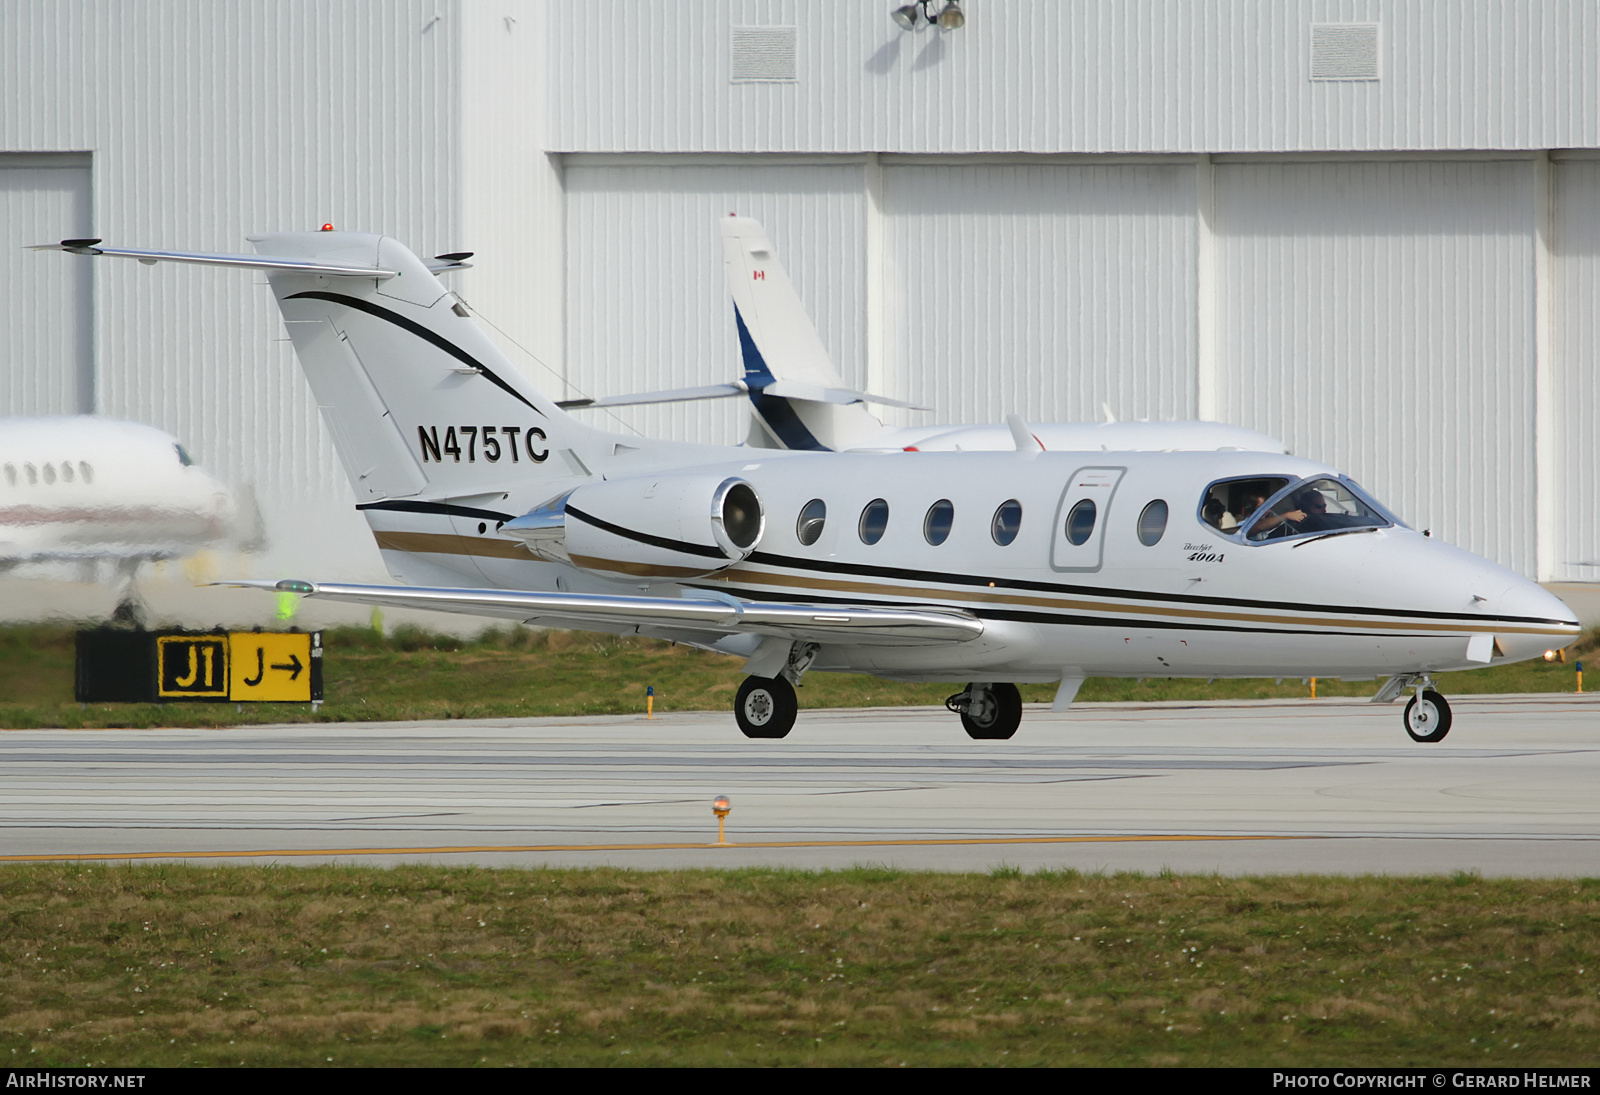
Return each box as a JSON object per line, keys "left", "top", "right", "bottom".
{"left": 1377, "top": 673, "right": 1452, "bottom": 742}
{"left": 1403, "top": 686, "right": 1452, "bottom": 743}
{"left": 947, "top": 682, "right": 1023, "bottom": 740}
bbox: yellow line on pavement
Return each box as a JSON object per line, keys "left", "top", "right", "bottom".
{"left": 0, "top": 833, "right": 1312, "bottom": 863}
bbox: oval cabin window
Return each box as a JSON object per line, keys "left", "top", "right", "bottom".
{"left": 1065, "top": 499, "right": 1097, "bottom": 545}
{"left": 858, "top": 499, "right": 889, "bottom": 545}
{"left": 1137, "top": 499, "right": 1168, "bottom": 546}
{"left": 796, "top": 499, "right": 826, "bottom": 546}
{"left": 991, "top": 499, "right": 1023, "bottom": 546}
{"left": 923, "top": 499, "right": 954, "bottom": 546}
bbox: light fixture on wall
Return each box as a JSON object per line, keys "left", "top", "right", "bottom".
{"left": 891, "top": 1, "right": 964, "bottom": 31}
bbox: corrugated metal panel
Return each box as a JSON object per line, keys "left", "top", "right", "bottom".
{"left": 563, "top": 162, "right": 866, "bottom": 446}
{"left": 550, "top": 0, "right": 1600, "bottom": 154}
{"left": 1551, "top": 160, "right": 1600, "bottom": 583}
{"left": 0, "top": 157, "right": 91, "bottom": 415}
{"left": 0, "top": 0, "right": 462, "bottom": 574}
{"left": 1212, "top": 159, "right": 1535, "bottom": 573}
{"left": 881, "top": 162, "right": 1198, "bottom": 430}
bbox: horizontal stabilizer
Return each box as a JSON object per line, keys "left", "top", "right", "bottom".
{"left": 558, "top": 380, "right": 925, "bottom": 412}
{"left": 762, "top": 380, "right": 927, "bottom": 411}
{"left": 218, "top": 579, "right": 984, "bottom": 646}
{"left": 29, "top": 240, "right": 400, "bottom": 279}
{"left": 558, "top": 383, "right": 748, "bottom": 410}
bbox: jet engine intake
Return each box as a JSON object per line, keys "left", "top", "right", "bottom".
{"left": 509, "top": 474, "right": 763, "bottom": 583}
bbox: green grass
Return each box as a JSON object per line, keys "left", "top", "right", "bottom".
{"left": 1, "top": 864, "right": 1595, "bottom": 1067}
{"left": 0, "top": 623, "right": 1593, "bottom": 730}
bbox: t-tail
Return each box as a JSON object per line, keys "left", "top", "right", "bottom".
{"left": 720, "top": 215, "right": 921, "bottom": 451}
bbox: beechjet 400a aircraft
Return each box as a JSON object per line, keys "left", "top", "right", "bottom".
{"left": 36, "top": 230, "right": 1580, "bottom": 743}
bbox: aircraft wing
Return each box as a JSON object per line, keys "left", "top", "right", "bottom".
{"left": 220, "top": 579, "right": 984, "bottom": 646}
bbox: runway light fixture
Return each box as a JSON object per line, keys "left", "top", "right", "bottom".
{"left": 891, "top": 0, "right": 965, "bottom": 31}
{"left": 712, "top": 795, "right": 732, "bottom": 846}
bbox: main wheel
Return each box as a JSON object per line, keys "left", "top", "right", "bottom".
{"left": 735, "top": 675, "right": 797, "bottom": 739}
{"left": 960, "top": 682, "right": 1023, "bottom": 740}
{"left": 1403, "top": 689, "right": 1452, "bottom": 743}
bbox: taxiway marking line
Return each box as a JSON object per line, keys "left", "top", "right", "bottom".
{"left": 0, "top": 833, "right": 1311, "bottom": 862}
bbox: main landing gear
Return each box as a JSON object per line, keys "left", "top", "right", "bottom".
{"left": 946, "top": 682, "right": 1023, "bottom": 740}
{"left": 1376, "top": 673, "right": 1453, "bottom": 742}
{"left": 733, "top": 641, "right": 817, "bottom": 739}
{"left": 734, "top": 675, "right": 797, "bottom": 739}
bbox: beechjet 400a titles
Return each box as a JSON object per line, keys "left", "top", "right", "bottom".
{"left": 36, "top": 230, "right": 1580, "bottom": 742}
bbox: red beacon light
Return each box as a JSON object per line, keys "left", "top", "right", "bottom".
{"left": 319, "top": 223, "right": 334, "bottom": 232}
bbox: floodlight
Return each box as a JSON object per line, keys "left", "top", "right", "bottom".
{"left": 936, "top": 1, "right": 965, "bottom": 29}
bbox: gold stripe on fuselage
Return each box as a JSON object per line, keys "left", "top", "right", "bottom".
{"left": 373, "top": 530, "right": 531, "bottom": 561}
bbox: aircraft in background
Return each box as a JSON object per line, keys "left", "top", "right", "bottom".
{"left": 37, "top": 230, "right": 1579, "bottom": 743}
{"left": 559, "top": 215, "right": 1289, "bottom": 457}
{"left": 0, "top": 415, "right": 261, "bottom": 615}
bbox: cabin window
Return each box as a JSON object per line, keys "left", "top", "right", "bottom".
{"left": 1200, "top": 476, "right": 1293, "bottom": 534}
{"left": 23, "top": 463, "right": 37, "bottom": 485}
{"left": 1064, "top": 499, "right": 1096, "bottom": 545}
{"left": 796, "top": 499, "right": 826, "bottom": 546}
{"left": 991, "top": 499, "right": 1023, "bottom": 546}
{"left": 858, "top": 498, "right": 889, "bottom": 545}
{"left": 41, "top": 463, "right": 56, "bottom": 485}
{"left": 3, "top": 464, "right": 13, "bottom": 486}
{"left": 1243, "top": 477, "right": 1391, "bottom": 542}
{"left": 79, "top": 461, "right": 93, "bottom": 484}
{"left": 1137, "top": 499, "right": 1168, "bottom": 546}
{"left": 60, "top": 462, "right": 74, "bottom": 483}
{"left": 923, "top": 499, "right": 954, "bottom": 546}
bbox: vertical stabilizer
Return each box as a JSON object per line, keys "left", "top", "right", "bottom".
{"left": 719, "top": 217, "right": 887, "bottom": 451}
{"left": 252, "top": 232, "right": 585, "bottom": 503}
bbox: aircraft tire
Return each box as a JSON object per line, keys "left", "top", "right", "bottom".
{"left": 1403, "top": 689, "right": 1452, "bottom": 743}
{"left": 735, "top": 675, "right": 797, "bottom": 739}
{"left": 960, "top": 682, "right": 1023, "bottom": 740}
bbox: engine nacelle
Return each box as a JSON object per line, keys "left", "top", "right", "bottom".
{"left": 529, "top": 474, "right": 764, "bottom": 583}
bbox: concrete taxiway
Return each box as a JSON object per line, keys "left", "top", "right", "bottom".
{"left": 2, "top": 694, "right": 1598, "bottom": 875}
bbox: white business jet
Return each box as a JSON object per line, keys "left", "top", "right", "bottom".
{"left": 36, "top": 231, "right": 1580, "bottom": 742}
{"left": 0, "top": 416, "right": 255, "bottom": 614}
{"left": 560, "top": 215, "right": 1289, "bottom": 457}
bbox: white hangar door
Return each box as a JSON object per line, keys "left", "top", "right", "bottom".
{"left": 0, "top": 155, "right": 92, "bottom": 415}
{"left": 563, "top": 161, "right": 867, "bottom": 447}
{"left": 1212, "top": 159, "right": 1536, "bottom": 576}
{"left": 879, "top": 162, "right": 1199, "bottom": 432}
{"left": 1552, "top": 159, "right": 1600, "bottom": 583}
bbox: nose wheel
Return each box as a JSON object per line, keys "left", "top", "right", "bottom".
{"left": 1403, "top": 688, "right": 1452, "bottom": 743}
{"left": 735, "top": 675, "right": 797, "bottom": 739}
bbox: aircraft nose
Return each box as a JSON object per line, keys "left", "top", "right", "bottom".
{"left": 1494, "top": 578, "right": 1581, "bottom": 662}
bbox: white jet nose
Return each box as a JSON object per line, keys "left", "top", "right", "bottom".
{"left": 1492, "top": 578, "right": 1581, "bottom": 663}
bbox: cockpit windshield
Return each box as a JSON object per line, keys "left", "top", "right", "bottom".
{"left": 1242, "top": 477, "right": 1395, "bottom": 542}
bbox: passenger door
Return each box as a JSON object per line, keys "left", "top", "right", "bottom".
{"left": 1050, "top": 466, "right": 1125, "bottom": 572}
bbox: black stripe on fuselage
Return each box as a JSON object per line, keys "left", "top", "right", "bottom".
{"left": 565, "top": 504, "right": 729, "bottom": 561}
{"left": 357, "top": 499, "right": 515, "bottom": 522}
{"left": 740, "top": 550, "right": 1570, "bottom": 629}
{"left": 287, "top": 290, "right": 544, "bottom": 416}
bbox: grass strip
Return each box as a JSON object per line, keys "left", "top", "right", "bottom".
{"left": 0, "top": 623, "right": 1594, "bottom": 730}
{"left": 0, "top": 864, "right": 1595, "bottom": 1067}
